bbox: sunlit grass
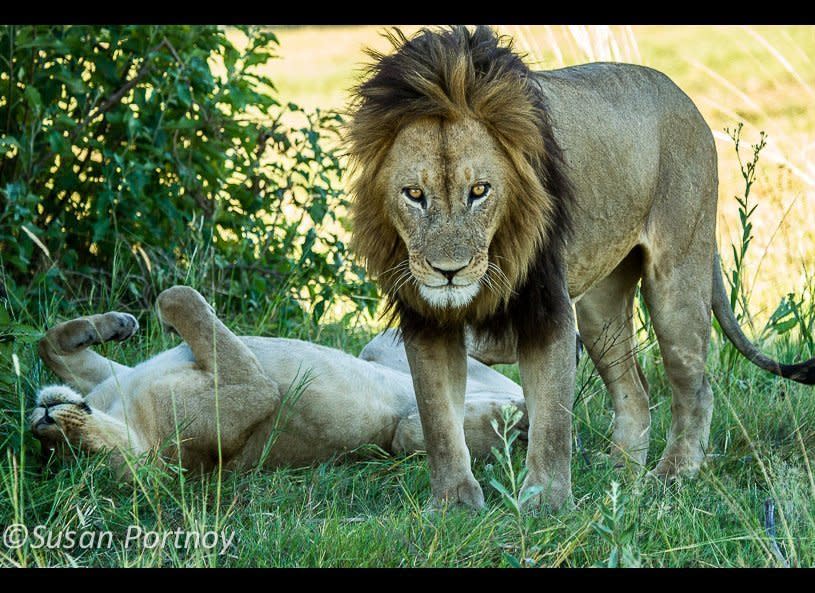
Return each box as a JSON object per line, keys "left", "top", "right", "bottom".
{"left": 2, "top": 281, "right": 814, "bottom": 566}
{"left": 262, "top": 24, "right": 815, "bottom": 326}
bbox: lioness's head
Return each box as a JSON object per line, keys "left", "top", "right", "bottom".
{"left": 347, "top": 26, "right": 571, "bottom": 326}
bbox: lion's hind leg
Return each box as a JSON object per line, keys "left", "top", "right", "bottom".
{"left": 576, "top": 250, "right": 650, "bottom": 469}
{"left": 639, "top": 219, "right": 716, "bottom": 479}
{"left": 39, "top": 312, "right": 138, "bottom": 394}
{"left": 640, "top": 255, "right": 714, "bottom": 480}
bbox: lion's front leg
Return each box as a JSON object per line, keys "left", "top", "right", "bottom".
{"left": 404, "top": 327, "right": 485, "bottom": 510}
{"left": 518, "top": 314, "right": 577, "bottom": 513}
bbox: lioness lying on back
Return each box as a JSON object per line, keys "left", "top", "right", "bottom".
{"left": 31, "top": 286, "right": 526, "bottom": 474}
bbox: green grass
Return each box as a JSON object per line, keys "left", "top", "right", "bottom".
{"left": 2, "top": 275, "right": 814, "bottom": 567}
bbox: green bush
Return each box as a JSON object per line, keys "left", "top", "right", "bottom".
{"left": 0, "top": 25, "right": 376, "bottom": 324}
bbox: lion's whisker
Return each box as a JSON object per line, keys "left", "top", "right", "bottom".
{"left": 487, "top": 263, "right": 515, "bottom": 296}
{"left": 480, "top": 272, "right": 499, "bottom": 297}
{"left": 390, "top": 269, "right": 415, "bottom": 298}
{"left": 381, "top": 259, "right": 410, "bottom": 280}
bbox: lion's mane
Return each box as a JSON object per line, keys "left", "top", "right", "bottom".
{"left": 347, "top": 25, "right": 575, "bottom": 344}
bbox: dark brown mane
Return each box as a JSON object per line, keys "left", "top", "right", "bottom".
{"left": 346, "top": 25, "right": 575, "bottom": 346}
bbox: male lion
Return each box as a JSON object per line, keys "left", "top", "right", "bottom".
{"left": 346, "top": 25, "right": 815, "bottom": 511}
{"left": 31, "top": 286, "right": 526, "bottom": 473}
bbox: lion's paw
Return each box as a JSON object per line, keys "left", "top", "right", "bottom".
{"left": 519, "top": 474, "right": 574, "bottom": 514}
{"left": 650, "top": 442, "right": 705, "bottom": 482}
{"left": 433, "top": 476, "right": 485, "bottom": 511}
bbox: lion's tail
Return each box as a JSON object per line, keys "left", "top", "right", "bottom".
{"left": 711, "top": 248, "right": 815, "bottom": 385}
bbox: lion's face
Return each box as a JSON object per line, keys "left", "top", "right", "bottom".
{"left": 348, "top": 26, "right": 567, "bottom": 328}
{"left": 381, "top": 116, "right": 511, "bottom": 310}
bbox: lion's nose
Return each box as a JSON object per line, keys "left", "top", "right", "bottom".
{"left": 427, "top": 258, "right": 472, "bottom": 282}
{"left": 31, "top": 410, "right": 56, "bottom": 434}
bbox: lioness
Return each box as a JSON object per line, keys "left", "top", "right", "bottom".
{"left": 31, "top": 286, "right": 527, "bottom": 473}
{"left": 346, "top": 26, "right": 815, "bottom": 510}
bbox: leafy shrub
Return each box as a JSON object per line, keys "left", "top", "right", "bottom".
{"left": 0, "top": 25, "right": 376, "bottom": 325}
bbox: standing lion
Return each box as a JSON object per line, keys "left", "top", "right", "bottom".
{"left": 346, "top": 25, "right": 815, "bottom": 511}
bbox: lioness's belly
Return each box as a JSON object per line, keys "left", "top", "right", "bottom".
{"left": 243, "top": 337, "right": 415, "bottom": 460}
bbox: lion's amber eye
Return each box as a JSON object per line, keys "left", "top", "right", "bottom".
{"left": 402, "top": 187, "right": 426, "bottom": 207}
{"left": 469, "top": 182, "right": 491, "bottom": 204}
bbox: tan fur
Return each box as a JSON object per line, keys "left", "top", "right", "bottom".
{"left": 31, "top": 286, "right": 528, "bottom": 476}
{"left": 346, "top": 26, "right": 814, "bottom": 512}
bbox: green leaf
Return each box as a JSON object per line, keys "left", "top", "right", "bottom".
{"left": 23, "top": 85, "right": 43, "bottom": 111}
{"left": 489, "top": 478, "right": 513, "bottom": 500}
{"left": 608, "top": 547, "right": 619, "bottom": 568}
{"left": 48, "top": 130, "right": 69, "bottom": 155}
{"left": 9, "top": 324, "right": 42, "bottom": 343}
{"left": 502, "top": 553, "right": 522, "bottom": 568}
{"left": 772, "top": 318, "right": 798, "bottom": 334}
{"left": 95, "top": 54, "right": 120, "bottom": 83}
{"left": 55, "top": 113, "right": 77, "bottom": 129}
{"left": 176, "top": 81, "right": 192, "bottom": 107}
{"left": 518, "top": 485, "right": 542, "bottom": 504}
{"left": 0, "top": 136, "right": 21, "bottom": 150}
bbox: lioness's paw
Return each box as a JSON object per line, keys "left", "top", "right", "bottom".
{"left": 48, "top": 312, "right": 139, "bottom": 354}
{"left": 105, "top": 312, "right": 139, "bottom": 342}
{"left": 156, "top": 286, "right": 214, "bottom": 334}
{"left": 36, "top": 385, "right": 85, "bottom": 408}
{"left": 31, "top": 386, "right": 92, "bottom": 443}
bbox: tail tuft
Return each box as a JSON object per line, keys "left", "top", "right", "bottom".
{"left": 713, "top": 251, "right": 815, "bottom": 387}
{"left": 781, "top": 360, "right": 815, "bottom": 385}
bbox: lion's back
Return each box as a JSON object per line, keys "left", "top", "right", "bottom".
{"left": 534, "top": 62, "right": 717, "bottom": 297}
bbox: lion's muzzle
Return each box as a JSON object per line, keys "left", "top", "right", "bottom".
{"left": 425, "top": 257, "right": 473, "bottom": 285}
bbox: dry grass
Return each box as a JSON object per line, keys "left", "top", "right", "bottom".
{"left": 260, "top": 24, "right": 815, "bottom": 324}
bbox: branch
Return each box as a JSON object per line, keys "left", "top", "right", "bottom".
{"left": 32, "top": 37, "right": 181, "bottom": 175}
{"left": 88, "top": 38, "right": 181, "bottom": 121}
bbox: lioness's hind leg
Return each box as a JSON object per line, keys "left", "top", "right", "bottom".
{"left": 39, "top": 313, "right": 137, "bottom": 393}
{"left": 156, "top": 286, "right": 264, "bottom": 382}
{"left": 391, "top": 397, "right": 528, "bottom": 458}
{"left": 576, "top": 250, "right": 650, "bottom": 468}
